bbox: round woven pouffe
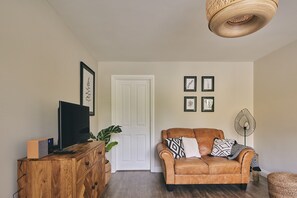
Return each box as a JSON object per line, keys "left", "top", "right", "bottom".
{"left": 267, "top": 172, "right": 297, "bottom": 198}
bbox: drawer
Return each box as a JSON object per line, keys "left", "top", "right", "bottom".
{"left": 93, "top": 144, "right": 104, "bottom": 163}
{"left": 76, "top": 143, "right": 104, "bottom": 183}
{"left": 76, "top": 152, "right": 94, "bottom": 182}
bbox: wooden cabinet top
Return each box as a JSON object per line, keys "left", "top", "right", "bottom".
{"left": 18, "top": 140, "right": 105, "bottom": 161}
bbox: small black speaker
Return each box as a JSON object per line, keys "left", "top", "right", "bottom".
{"left": 48, "top": 138, "right": 54, "bottom": 154}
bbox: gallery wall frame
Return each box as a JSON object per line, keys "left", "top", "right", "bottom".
{"left": 184, "top": 76, "right": 197, "bottom": 92}
{"left": 201, "top": 96, "right": 214, "bottom": 112}
{"left": 80, "top": 61, "right": 95, "bottom": 116}
{"left": 184, "top": 96, "right": 197, "bottom": 112}
{"left": 201, "top": 76, "right": 214, "bottom": 92}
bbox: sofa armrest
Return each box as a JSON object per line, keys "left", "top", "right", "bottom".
{"left": 157, "top": 142, "right": 175, "bottom": 184}
{"left": 235, "top": 148, "right": 255, "bottom": 183}
{"left": 234, "top": 148, "right": 254, "bottom": 164}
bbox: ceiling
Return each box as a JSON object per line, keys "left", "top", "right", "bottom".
{"left": 47, "top": 0, "right": 297, "bottom": 62}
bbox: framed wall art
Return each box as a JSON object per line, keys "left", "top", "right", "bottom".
{"left": 201, "top": 76, "right": 214, "bottom": 92}
{"left": 184, "top": 76, "right": 197, "bottom": 92}
{"left": 80, "top": 61, "right": 95, "bottom": 116}
{"left": 184, "top": 96, "right": 197, "bottom": 112}
{"left": 201, "top": 96, "right": 214, "bottom": 112}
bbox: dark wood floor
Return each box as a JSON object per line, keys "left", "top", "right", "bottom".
{"left": 101, "top": 171, "right": 269, "bottom": 198}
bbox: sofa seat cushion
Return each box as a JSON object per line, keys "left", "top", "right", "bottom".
{"left": 202, "top": 155, "right": 241, "bottom": 174}
{"left": 175, "top": 158, "right": 209, "bottom": 175}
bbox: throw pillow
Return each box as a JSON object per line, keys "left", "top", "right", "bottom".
{"left": 182, "top": 137, "right": 201, "bottom": 158}
{"left": 211, "top": 138, "right": 235, "bottom": 157}
{"left": 165, "top": 138, "right": 185, "bottom": 159}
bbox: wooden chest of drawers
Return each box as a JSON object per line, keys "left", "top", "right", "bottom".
{"left": 17, "top": 141, "right": 105, "bottom": 198}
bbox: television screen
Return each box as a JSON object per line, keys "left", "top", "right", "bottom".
{"left": 58, "top": 101, "right": 90, "bottom": 150}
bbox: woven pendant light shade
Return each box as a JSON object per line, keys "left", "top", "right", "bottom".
{"left": 206, "top": 0, "right": 279, "bottom": 38}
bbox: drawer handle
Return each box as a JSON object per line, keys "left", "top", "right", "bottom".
{"left": 85, "top": 161, "right": 90, "bottom": 166}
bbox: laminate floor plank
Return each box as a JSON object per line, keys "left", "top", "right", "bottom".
{"left": 101, "top": 171, "right": 269, "bottom": 198}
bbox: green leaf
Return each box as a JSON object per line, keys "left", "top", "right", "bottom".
{"left": 91, "top": 125, "right": 122, "bottom": 151}
{"left": 89, "top": 131, "right": 96, "bottom": 140}
{"left": 106, "top": 141, "right": 118, "bottom": 152}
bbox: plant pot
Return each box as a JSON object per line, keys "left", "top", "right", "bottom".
{"left": 105, "top": 161, "right": 111, "bottom": 185}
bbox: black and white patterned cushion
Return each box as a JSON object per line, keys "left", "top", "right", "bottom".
{"left": 165, "top": 138, "right": 185, "bottom": 159}
{"left": 211, "top": 138, "right": 235, "bottom": 157}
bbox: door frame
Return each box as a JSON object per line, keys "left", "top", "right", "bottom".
{"left": 111, "top": 75, "right": 155, "bottom": 173}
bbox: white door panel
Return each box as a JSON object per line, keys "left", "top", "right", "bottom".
{"left": 114, "top": 79, "right": 150, "bottom": 170}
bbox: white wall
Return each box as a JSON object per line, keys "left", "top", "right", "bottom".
{"left": 0, "top": 0, "right": 98, "bottom": 196}
{"left": 254, "top": 40, "right": 297, "bottom": 175}
{"left": 98, "top": 62, "right": 254, "bottom": 171}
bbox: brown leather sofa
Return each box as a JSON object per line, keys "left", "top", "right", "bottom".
{"left": 157, "top": 128, "right": 255, "bottom": 191}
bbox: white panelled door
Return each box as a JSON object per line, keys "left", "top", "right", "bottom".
{"left": 113, "top": 78, "right": 151, "bottom": 170}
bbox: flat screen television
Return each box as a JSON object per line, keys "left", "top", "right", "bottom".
{"left": 58, "top": 101, "right": 90, "bottom": 151}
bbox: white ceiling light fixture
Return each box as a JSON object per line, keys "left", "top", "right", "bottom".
{"left": 206, "top": 0, "right": 279, "bottom": 38}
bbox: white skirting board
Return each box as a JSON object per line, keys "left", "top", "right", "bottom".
{"left": 111, "top": 166, "right": 162, "bottom": 173}
{"left": 151, "top": 166, "right": 162, "bottom": 173}
{"left": 259, "top": 169, "right": 271, "bottom": 178}
{"left": 111, "top": 166, "right": 271, "bottom": 176}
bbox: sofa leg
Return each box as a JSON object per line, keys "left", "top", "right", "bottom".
{"left": 239, "top": 184, "right": 247, "bottom": 190}
{"left": 166, "top": 184, "right": 175, "bottom": 191}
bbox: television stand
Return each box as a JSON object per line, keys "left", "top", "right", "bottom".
{"left": 17, "top": 141, "right": 105, "bottom": 198}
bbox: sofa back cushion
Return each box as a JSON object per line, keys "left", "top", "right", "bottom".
{"left": 193, "top": 128, "right": 224, "bottom": 156}
{"left": 162, "top": 128, "right": 195, "bottom": 144}
{"left": 161, "top": 128, "right": 224, "bottom": 156}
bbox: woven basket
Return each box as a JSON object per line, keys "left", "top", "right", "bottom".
{"left": 267, "top": 172, "right": 297, "bottom": 198}
{"left": 105, "top": 161, "right": 111, "bottom": 186}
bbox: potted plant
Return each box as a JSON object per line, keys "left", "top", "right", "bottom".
{"left": 90, "top": 125, "right": 122, "bottom": 185}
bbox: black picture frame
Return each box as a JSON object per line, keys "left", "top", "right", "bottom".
{"left": 201, "top": 97, "right": 214, "bottom": 112}
{"left": 184, "top": 76, "right": 197, "bottom": 92}
{"left": 80, "top": 61, "right": 95, "bottom": 116}
{"left": 184, "top": 96, "right": 197, "bottom": 112}
{"left": 202, "top": 76, "right": 214, "bottom": 92}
